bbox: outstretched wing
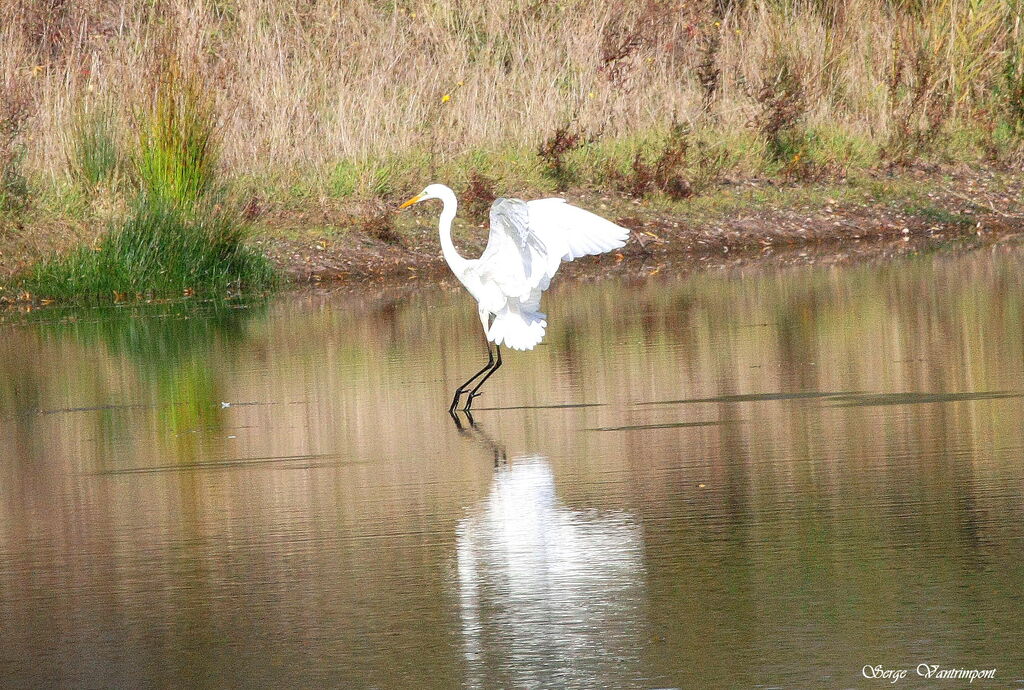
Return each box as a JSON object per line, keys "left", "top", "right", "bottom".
{"left": 477, "top": 198, "right": 549, "bottom": 300}
{"left": 474, "top": 196, "right": 629, "bottom": 350}
{"left": 478, "top": 196, "right": 629, "bottom": 302}
{"left": 526, "top": 198, "right": 630, "bottom": 280}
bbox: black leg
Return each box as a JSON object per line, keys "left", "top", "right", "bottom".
{"left": 449, "top": 342, "right": 495, "bottom": 414}
{"left": 449, "top": 408, "right": 464, "bottom": 430}
{"left": 464, "top": 345, "right": 502, "bottom": 411}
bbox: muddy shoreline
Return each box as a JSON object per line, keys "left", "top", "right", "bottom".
{"left": 4, "top": 167, "right": 1023, "bottom": 300}
{"left": 273, "top": 233, "right": 1024, "bottom": 305}
{"left": 262, "top": 168, "right": 1024, "bottom": 289}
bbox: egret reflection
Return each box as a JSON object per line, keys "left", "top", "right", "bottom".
{"left": 455, "top": 455, "right": 647, "bottom": 687}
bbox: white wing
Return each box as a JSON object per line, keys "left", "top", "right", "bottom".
{"left": 478, "top": 197, "right": 629, "bottom": 300}
{"left": 474, "top": 197, "right": 629, "bottom": 350}
{"left": 476, "top": 198, "right": 549, "bottom": 301}
{"left": 527, "top": 199, "right": 630, "bottom": 281}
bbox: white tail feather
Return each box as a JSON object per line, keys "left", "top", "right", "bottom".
{"left": 488, "top": 305, "right": 547, "bottom": 351}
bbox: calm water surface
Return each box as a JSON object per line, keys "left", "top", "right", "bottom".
{"left": 2, "top": 248, "right": 1024, "bottom": 688}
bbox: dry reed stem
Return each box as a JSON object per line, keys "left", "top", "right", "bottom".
{"left": 2, "top": 0, "right": 1019, "bottom": 187}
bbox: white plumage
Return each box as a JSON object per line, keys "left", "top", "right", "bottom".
{"left": 399, "top": 183, "right": 629, "bottom": 411}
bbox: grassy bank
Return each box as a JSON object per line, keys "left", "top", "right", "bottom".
{"left": 3, "top": 54, "right": 276, "bottom": 301}
{"left": 2, "top": 0, "right": 1024, "bottom": 297}
{"left": 21, "top": 202, "right": 276, "bottom": 303}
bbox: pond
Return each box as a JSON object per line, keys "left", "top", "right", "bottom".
{"left": 1, "top": 247, "right": 1023, "bottom": 687}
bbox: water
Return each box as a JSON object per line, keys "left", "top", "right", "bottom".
{"left": 2, "top": 247, "right": 1024, "bottom": 688}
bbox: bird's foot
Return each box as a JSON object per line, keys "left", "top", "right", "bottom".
{"left": 462, "top": 391, "right": 483, "bottom": 412}
{"left": 449, "top": 408, "right": 466, "bottom": 430}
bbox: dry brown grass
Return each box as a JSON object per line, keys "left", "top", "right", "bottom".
{"left": 3, "top": 0, "right": 1022, "bottom": 192}
{"left": 0, "top": 72, "right": 32, "bottom": 214}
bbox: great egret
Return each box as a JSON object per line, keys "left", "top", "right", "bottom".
{"left": 399, "top": 184, "right": 629, "bottom": 412}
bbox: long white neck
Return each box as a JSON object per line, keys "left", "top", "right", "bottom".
{"left": 435, "top": 185, "right": 469, "bottom": 274}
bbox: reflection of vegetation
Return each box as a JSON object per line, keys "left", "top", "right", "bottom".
{"left": 39, "top": 300, "right": 257, "bottom": 367}
{"left": 3, "top": 250, "right": 1024, "bottom": 688}
{"left": 31, "top": 299, "right": 265, "bottom": 459}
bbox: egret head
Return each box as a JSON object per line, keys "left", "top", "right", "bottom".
{"left": 398, "top": 184, "right": 452, "bottom": 210}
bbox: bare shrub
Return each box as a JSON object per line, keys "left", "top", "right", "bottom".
{"left": 696, "top": 26, "right": 723, "bottom": 114}
{"left": 749, "top": 53, "right": 810, "bottom": 163}
{"left": 17, "top": 0, "right": 88, "bottom": 61}
{"left": 538, "top": 123, "right": 591, "bottom": 191}
{"left": 884, "top": 26, "right": 952, "bottom": 164}
{"left": 688, "top": 134, "right": 736, "bottom": 192}
{"left": 599, "top": 0, "right": 683, "bottom": 90}
{"left": 361, "top": 207, "right": 402, "bottom": 245}
{"left": 622, "top": 121, "right": 692, "bottom": 200}
{"left": 461, "top": 171, "right": 496, "bottom": 225}
{"left": 885, "top": 0, "right": 1011, "bottom": 163}
{"left": 619, "top": 123, "right": 734, "bottom": 199}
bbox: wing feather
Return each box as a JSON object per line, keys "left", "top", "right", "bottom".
{"left": 526, "top": 198, "right": 629, "bottom": 278}
{"left": 478, "top": 198, "right": 547, "bottom": 300}
{"left": 477, "top": 196, "right": 629, "bottom": 305}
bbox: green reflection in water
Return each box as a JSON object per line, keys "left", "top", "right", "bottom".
{"left": 4, "top": 300, "right": 265, "bottom": 470}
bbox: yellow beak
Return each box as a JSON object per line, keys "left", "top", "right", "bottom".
{"left": 397, "top": 194, "right": 424, "bottom": 210}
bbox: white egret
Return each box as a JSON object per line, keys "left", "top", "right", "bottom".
{"left": 398, "top": 184, "right": 629, "bottom": 412}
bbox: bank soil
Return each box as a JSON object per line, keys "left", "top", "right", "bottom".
{"left": 257, "top": 166, "right": 1024, "bottom": 287}
{"left": 3, "top": 166, "right": 1023, "bottom": 296}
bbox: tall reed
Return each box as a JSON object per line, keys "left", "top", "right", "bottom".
{"left": 20, "top": 55, "right": 275, "bottom": 302}
{"left": 138, "top": 59, "right": 218, "bottom": 207}
{"left": 0, "top": 75, "right": 30, "bottom": 216}
{"left": 2, "top": 0, "right": 1021, "bottom": 193}
{"left": 67, "top": 101, "right": 120, "bottom": 189}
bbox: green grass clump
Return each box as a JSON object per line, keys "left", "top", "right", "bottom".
{"left": 327, "top": 151, "right": 437, "bottom": 200}
{"left": 138, "top": 62, "right": 217, "bottom": 207}
{"left": 22, "top": 201, "right": 276, "bottom": 302}
{"left": 16, "top": 57, "right": 279, "bottom": 304}
{"left": 329, "top": 159, "right": 362, "bottom": 197}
